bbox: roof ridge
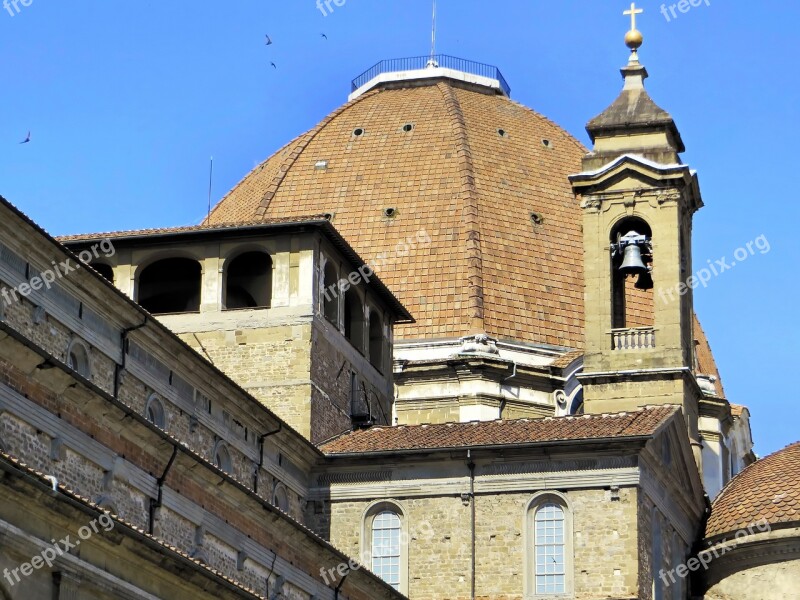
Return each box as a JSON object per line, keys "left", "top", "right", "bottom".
{"left": 320, "top": 406, "right": 663, "bottom": 436}
{"left": 437, "top": 81, "right": 484, "bottom": 334}
{"left": 57, "top": 214, "right": 332, "bottom": 242}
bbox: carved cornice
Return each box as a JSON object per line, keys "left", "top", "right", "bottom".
{"left": 316, "top": 471, "right": 393, "bottom": 485}
{"left": 482, "top": 455, "right": 636, "bottom": 476}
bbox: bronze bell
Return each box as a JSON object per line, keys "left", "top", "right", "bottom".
{"left": 619, "top": 244, "right": 648, "bottom": 277}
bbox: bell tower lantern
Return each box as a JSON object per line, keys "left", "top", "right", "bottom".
{"left": 570, "top": 8, "right": 704, "bottom": 457}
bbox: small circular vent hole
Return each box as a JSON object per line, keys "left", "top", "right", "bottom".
{"left": 402, "top": 123, "right": 414, "bottom": 133}
{"left": 383, "top": 207, "right": 398, "bottom": 219}
{"left": 530, "top": 211, "right": 544, "bottom": 225}
{"left": 498, "top": 129, "right": 508, "bottom": 138}
{"left": 542, "top": 139, "right": 552, "bottom": 148}
{"left": 353, "top": 128, "right": 365, "bottom": 137}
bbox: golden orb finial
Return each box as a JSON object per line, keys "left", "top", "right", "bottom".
{"left": 625, "top": 28, "right": 644, "bottom": 50}
{"left": 623, "top": 3, "right": 644, "bottom": 51}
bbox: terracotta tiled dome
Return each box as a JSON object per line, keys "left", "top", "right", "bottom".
{"left": 206, "top": 80, "right": 587, "bottom": 346}
{"left": 706, "top": 442, "right": 800, "bottom": 539}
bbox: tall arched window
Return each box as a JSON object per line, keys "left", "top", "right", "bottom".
{"left": 372, "top": 511, "right": 401, "bottom": 590}
{"left": 368, "top": 310, "right": 384, "bottom": 372}
{"left": 322, "top": 261, "right": 339, "bottom": 325}
{"left": 138, "top": 257, "right": 201, "bottom": 314}
{"left": 363, "top": 501, "right": 408, "bottom": 593}
{"left": 535, "top": 504, "right": 566, "bottom": 594}
{"left": 225, "top": 251, "right": 272, "bottom": 310}
{"left": 526, "top": 492, "right": 573, "bottom": 597}
{"left": 344, "top": 288, "right": 365, "bottom": 353}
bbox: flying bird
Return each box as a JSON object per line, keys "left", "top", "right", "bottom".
{"left": 270, "top": 62, "right": 277, "bottom": 69}
{"left": 321, "top": 33, "right": 328, "bottom": 40}
{"left": 20, "top": 131, "right": 30, "bottom": 144}
{"left": 265, "top": 34, "right": 273, "bottom": 45}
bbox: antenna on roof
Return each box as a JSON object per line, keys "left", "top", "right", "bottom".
{"left": 427, "top": 0, "right": 438, "bottom": 68}
{"left": 207, "top": 156, "right": 214, "bottom": 222}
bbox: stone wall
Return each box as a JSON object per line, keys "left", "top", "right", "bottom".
{"left": 323, "top": 487, "right": 642, "bottom": 600}
{"left": 310, "top": 319, "right": 392, "bottom": 444}
{"left": 178, "top": 321, "right": 314, "bottom": 439}
{"left": 704, "top": 558, "right": 800, "bottom": 600}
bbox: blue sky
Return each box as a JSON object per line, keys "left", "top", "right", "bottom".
{"left": 0, "top": 1, "right": 797, "bottom": 456}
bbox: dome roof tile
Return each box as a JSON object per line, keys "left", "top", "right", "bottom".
{"left": 706, "top": 441, "right": 800, "bottom": 539}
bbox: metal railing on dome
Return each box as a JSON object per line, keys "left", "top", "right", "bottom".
{"left": 351, "top": 55, "right": 511, "bottom": 97}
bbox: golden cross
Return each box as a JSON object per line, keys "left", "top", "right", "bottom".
{"left": 623, "top": 2, "right": 644, "bottom": 30}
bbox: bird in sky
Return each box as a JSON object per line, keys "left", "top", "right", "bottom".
{"left": 270, "top": 62, "right": 277, "bottom": 69}
{"left": 20, "top": 131, "right": 30, "bottom": 144}
{"left": 321, "top": 33, "right": 328, "bottom": 40}
{"left": 265, "top": 34, "right": 273, "bottom": 45}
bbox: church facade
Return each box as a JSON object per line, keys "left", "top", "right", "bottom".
{"left": 0, "top": 11, "right": 795, "bottom": 600}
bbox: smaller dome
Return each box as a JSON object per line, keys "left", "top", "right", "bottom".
{"left": 706, "top": 442, "right": 800, "bottom": 539}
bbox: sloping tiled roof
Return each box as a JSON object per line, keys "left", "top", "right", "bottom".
{"left": 321, "top": 406, "right": 677, "bottom": 454}
{"left": 56, "top": 215, "right": 331, "bottom": 242}
{"left": 204, "top": 81, "right": 588, "bottom": 346}
{"left": 706, "top": 442, "right": 800, "bottom": 539}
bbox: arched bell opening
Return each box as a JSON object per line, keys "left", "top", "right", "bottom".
{"left": 138, "top": 258, "right": 202, "bottom": 315}
{"left": 224, "top": 251, "right": 273, "bottom": 310}
{"left": 610, "top": 218, "right": 655, "bottom": 344}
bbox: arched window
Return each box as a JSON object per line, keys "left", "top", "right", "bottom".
{"left": 91, "top": 262, "right": 114, "bottom": 283}
{"left": 214, "top": 442, "right": 233, "bottom": 474}
{"left": 322, "top": 261, "right": 339, "bottom": 325}
{"left": 526, "top": 493, "right": 573, "bottom": 597}
{"left": 363, "top": 502, "right": 408, "bottom": 593}
{"left": 273, "top": 483, "right": 289, "bottom": 513}
{"left": 344, "top": 288, "right": 365, "bottom": 353}
{"left": 535, "top": 504, "right": 566, "bottom": 594}
{"left": 67, "top": 339, "right": 91, "bottom": 378}
{"left": 145, "top": 394, "right": 166, "bottom": 429}
{"left": 225, "top": 251, "right": 272, "bottom": 310}
{"left": 138, "top": 257, "right": 201, "bottom": 315}
{"left": 372, "top": 511, "right": 401, "bottom": 589}
{"left": 368, "top": 310, "right": 384, "bottom": 372}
